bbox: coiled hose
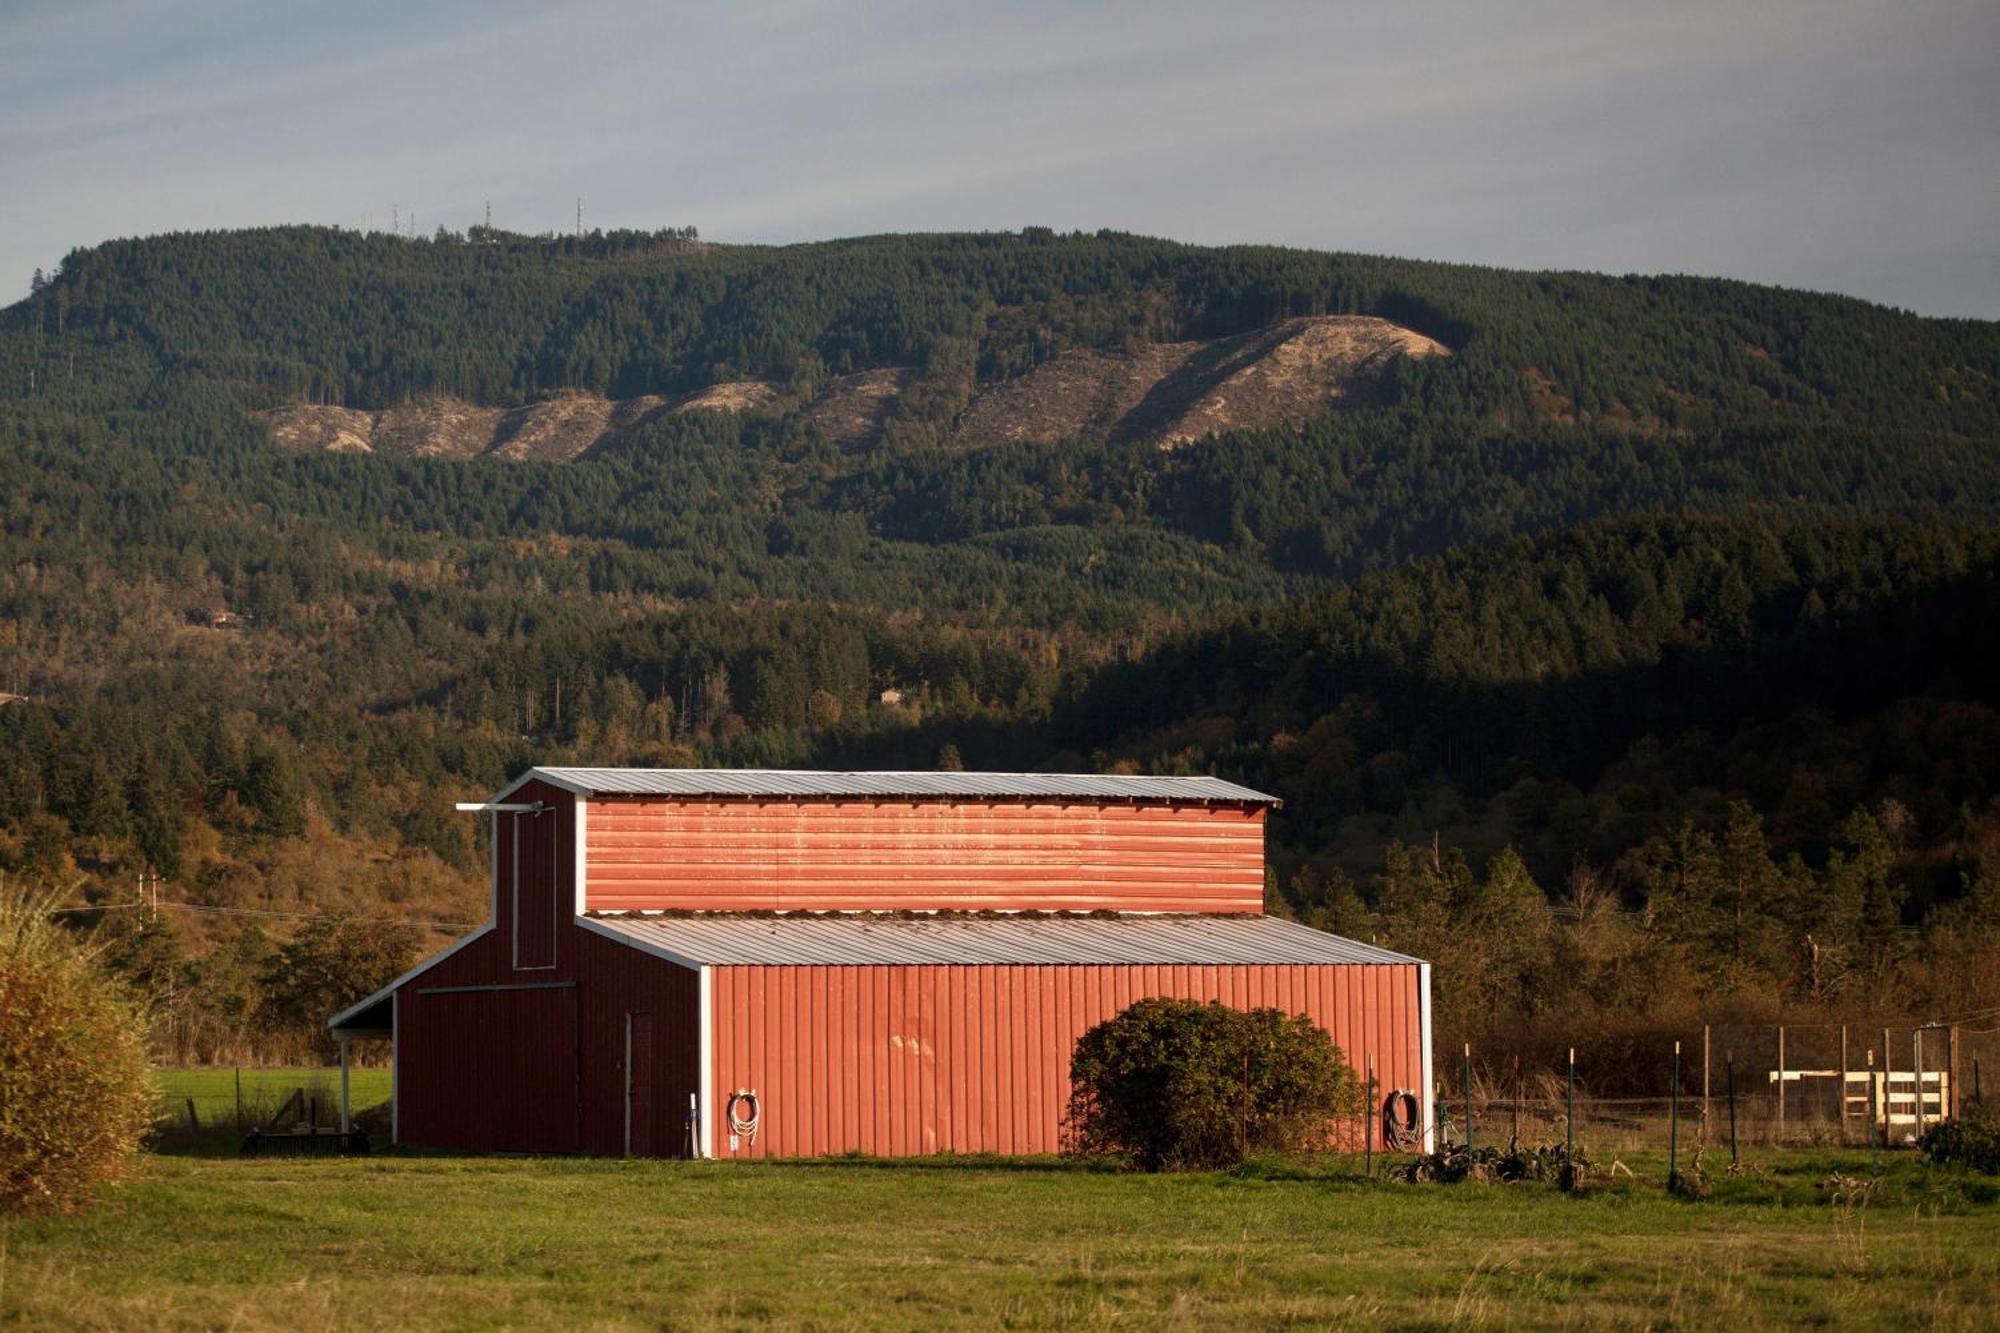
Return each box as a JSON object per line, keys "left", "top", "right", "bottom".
{"left": 1382, "top": 1088, "right": 1422, "bottom": 1150}
{"left": 726, "top": 1088, "right": 762, "bottom": 1143}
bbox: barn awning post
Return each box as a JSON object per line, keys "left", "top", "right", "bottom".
{"left": 339, "top": 1035, "right": 352, "bottom": 1134}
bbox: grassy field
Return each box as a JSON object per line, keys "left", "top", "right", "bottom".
{"left": 153, "top": 1067, "right": 392, "bottom": 1132}
{"left": 2, "top": 1149, "right": 1997, "bottom": 1328}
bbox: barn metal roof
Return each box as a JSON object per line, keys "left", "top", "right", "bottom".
{"left": 585, "top": 913, "right": 1419, "bottom": 967}
{"left": 516, "top": 768, "right": 1278, "bottom": 805}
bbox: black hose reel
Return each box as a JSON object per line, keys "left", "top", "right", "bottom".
{"left": 1382, "top": 1087, "right": 1422, "bottom": 1150}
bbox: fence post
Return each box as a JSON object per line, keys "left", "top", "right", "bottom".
{"left": 1775, "top": 1024, "right": 1786, "bottom": 1146}
{"left": 1913, "top": 1029, "right": 1925, "bottom": 1139}
{"left": 1867, "top": 1048, "right": 1878, "bottom": 1178}
{"left": 1566, "top": 1047, "right": 1576, "bottom": 1162}
{"left": 1838, "top": 1026, "right": 1850, "bottom": 1144}
{"left": 1702, "top": 1025, "right": 1711, "bottom": 1134}
{"left": 1726, "top": 1052, "right": 1738, "bottom": 1168}
{"left": 1365, "top": 1057, "right": 1375, "bottom": 1178}
{"left": 1463, "top": 1044, "right": 1473, "bottom": 1153}
{"left": 1949, "top": 1026, "right": 1960, "bottom": 1121}
{"left": 234, "top": 1066, "right": 243, "bottom": 1133}
{"left": 1511, "top": 1056, "right": 1522, "bottom": 1147}
{"left": 185, "top": 1097, "right": 200, "bottom": 1131}
{"left": 1670, "top": 1040, "right": 1681, "bottom": 1186}
{"left": 1881, "top": 1027, "right": 1893, "bottom": 1146}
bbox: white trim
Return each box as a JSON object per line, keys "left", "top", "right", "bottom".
{"left": 490, "top": 767, "right": 590, "bottom": 802}
{"left": 1418, "top": 962, "right": 1436, "bottom": 1153}
{"left": 509, "top": 811, "right": 522, "bottom": 968}
{"left": 506, "top": 806, "right": 560, "bottom": 973}
{"left": 390, "top": 989, "right": 400, "bottom": 1145}
{"left": 698, "top": 965, "right": 714, "bottom": 1159}
{"left": 576, "top": 915, "right": 703, "bottom": 970}
{"left": 574, "top": 797, "right": 589, "bottom": 916}
{"left": 454, "top": 802, "right": 546, "bottom": 813}
{"left": 328, "top": 925, "right": 496, "bottom": 1030}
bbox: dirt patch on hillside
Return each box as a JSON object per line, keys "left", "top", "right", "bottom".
{"left": 804, "top": 369, "right": 913, "bottom": 448}
{"left": 265, "top": 405, "right": 377, "bottom": 454}
{"left": 676, "top": 381, "right": 783, "bottom": 415}
{"left": 951, "top": 315, "right": 1448, "bottom": 450}
{"left": 367, "top": 398, "right": 507, "bottom": 459}
{"left": 260, "top": 316, "right": 1446, "bottom": 460}
{"left": 263, "top": 381, "right": 785, "bottom": 462}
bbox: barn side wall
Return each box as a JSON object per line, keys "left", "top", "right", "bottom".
{"left": 394, "top": 782, "right": 701, "bottom": 1155}
{"left": 707, "top": 962, "right": 1423, "bottom": 1158}
{"left": 584, "top": 798, "right": 1267, "bottom": 914}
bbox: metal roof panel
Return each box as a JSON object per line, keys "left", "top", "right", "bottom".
{"left": 587, "top": 913, "right": 1418, "bottom": 967}
{"left": 520, "top": 768, "right": 1278, "bottom": 805}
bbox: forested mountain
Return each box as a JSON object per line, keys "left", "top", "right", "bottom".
{"left": 1, "top": 225, "right": 1996, "bottom": 1063}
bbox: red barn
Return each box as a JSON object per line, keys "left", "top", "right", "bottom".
{"left": 329, "top": 769, "right": 1434, "bottom": 1157}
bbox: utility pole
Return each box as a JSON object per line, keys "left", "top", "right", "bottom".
{"left": 576, "top": 197, "right": 583, "bottom": 239}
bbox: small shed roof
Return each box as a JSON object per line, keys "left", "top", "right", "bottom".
{"left": 585, "top": 913, "right": 1419, "bottom": 968}
{"left": 509, "top": 767, "right": 1278, "bottom": 806}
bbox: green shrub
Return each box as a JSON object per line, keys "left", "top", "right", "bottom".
{"left": 0, "top": 883, "right": 156, "bottom": 1214}
{"left": 1919, "top": 1103, "right": 2000, "bottom": 1174}
{"left": 1064, "top": 997, "right": 1361, "bottom": 1171}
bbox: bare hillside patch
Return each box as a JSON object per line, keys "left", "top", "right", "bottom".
{"left": 952, "top": 315, "right": 1448, "bottom": 450}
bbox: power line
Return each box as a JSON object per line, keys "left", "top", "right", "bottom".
{"left": 49, "top": 899, "right": 476, "bottom": 932}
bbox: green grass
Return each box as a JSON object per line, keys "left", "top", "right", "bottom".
{"left": 3, "top": 1150, "right": 1997, "bottom": 1328}
{"left": 152, "top": 1067, "right": 392, "bottom": 1129}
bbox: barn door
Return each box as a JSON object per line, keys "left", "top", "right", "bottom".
{"left": 400, "top": 983, "right": 579, "bottom": 1153}
{"left": 625, "top": 1011, "right": 656, "bottom": 1156}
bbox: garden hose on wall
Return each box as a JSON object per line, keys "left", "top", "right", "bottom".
{"left": 1382, "top": 1088, "right": 1422, "bottom": 1150}
{"left": 726, "top": 1089, "right": 762, "bottom": 1144}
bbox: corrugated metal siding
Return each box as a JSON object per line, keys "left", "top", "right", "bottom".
{"left": 535, "top": 768, "right": 1276, "bottom": 804}
{"left": 393, "top": 926, "right": 582, "bottom": 1153}
{"left": 710, "top": 962, "right": 1424, "bottom": 1158}
{"left": 570, "top": 924, "right": 700, "bottom": 1156}
{"left": 503, "top": 794, "right": 562, "bottom": 970}
{"left": 586, "top": 799, "right": 1268, "bottom": 914}
{"left": 594, "top": 912, "right": 1418, "bottom": 966}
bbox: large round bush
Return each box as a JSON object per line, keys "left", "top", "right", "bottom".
{"left": 1064, "top": 997, "right": 1361, "bottom": 1170}
{"left": 0, "top": 886, "right": 156, "bottom": 1214}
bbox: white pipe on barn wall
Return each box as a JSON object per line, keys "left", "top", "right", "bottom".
{"left": 698, "top": 965, "right": 715, "bottom": 1159}
{"left": 1419, "top": 963, "right": 1436, "bottom": 1153}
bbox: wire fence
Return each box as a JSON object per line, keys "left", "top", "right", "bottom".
{"left": 1416, "top": 1020, "right": 1999, "bottom": 1159}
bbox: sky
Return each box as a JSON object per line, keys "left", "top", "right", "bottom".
{"left": 1, "top": 0, "right": 1996, "bottom": 317}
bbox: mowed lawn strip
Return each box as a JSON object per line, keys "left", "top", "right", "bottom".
{"left": 3, "top": 1152, "right": 1997, "bottom": 1328}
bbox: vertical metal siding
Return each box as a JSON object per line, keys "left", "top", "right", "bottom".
{"left": 586, "top": 798, "right": 1266, "bottom": 913}
{"left": 709, "top": 962, "right": 1423, "bottom": 1159}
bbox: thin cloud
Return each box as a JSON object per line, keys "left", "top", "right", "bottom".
{"left": 0, "top": 0, "right": 1994, "bottom": 316}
